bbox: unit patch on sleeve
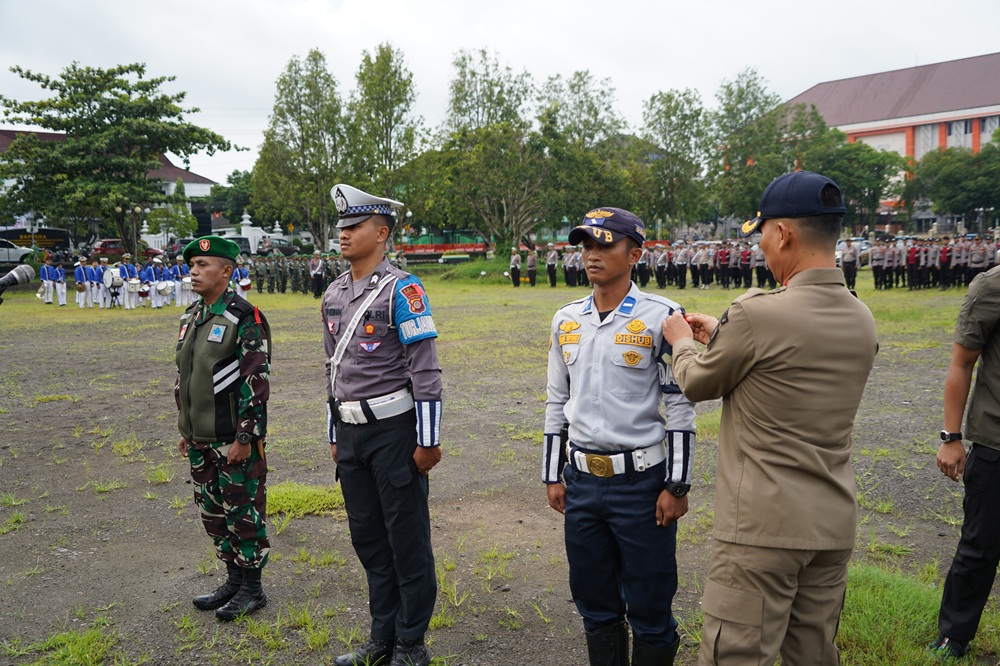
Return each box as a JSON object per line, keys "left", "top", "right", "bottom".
{"left": 399, "top": 315, "right": 437, "bottom": 343}
{"left": 400, "top": 284, "right": 427, "bottom": 313}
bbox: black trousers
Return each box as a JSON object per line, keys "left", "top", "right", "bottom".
{"left": 547, "top": 265, "right": 557, "bottom": 287}
{"left": 940, "top": 444, "right": 1000, "bottom": 643}
{"left": 336, "top": 411, "right": 436, "bottom": 642}
{"left": 675, "top": 264, "right": 686, "bottom": 289}
{"left": 311, "top": 274, "right": 325, "bottom": 299}
{"left": 510, "top": 266, "right": 520, "bottom": 287}
{"left": 841, "top": 262, "right": 857, "bottom": 289}
{"left": 528, "top": 268, "right": 536, "bottom": 286}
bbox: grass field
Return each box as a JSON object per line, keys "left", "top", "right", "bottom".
{"left": 2, "top": 263, "right": 999, "bottom": 664}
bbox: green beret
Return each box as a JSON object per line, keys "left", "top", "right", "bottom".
{"left": 182, "top": 236, "right": 241, "bottom": 263}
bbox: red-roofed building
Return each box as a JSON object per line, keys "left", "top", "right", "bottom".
{"left": 787, "top": 52, "right": 1000, "bottom": 161}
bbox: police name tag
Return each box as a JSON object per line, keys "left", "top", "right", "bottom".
{"left": 207, "top": 324, "right": 226, "bottom": 343}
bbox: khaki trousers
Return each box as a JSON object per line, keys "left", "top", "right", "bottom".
{"left": 698, "top": 541, "right": 852, "bottom": 666}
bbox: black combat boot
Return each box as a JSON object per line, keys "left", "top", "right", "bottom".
{"left": 215, "top": 566, "right": 267, "bottom": 621}
{"left": 389, "top": 638, "right": 431, "bottom": 666}
{"left": 632, "top": 634, "right": 680, "bottom": 666}
{"left": 334, "top": 638, "right": 394, "bottom": 666}
{"left": 585, "top": 621, "right": 630, "bottom": 666}
{"left": 192, "top": 561, "right": 242, "bottom": 611}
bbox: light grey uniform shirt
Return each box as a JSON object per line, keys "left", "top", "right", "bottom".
{"left": 543, "top": 283, "right": 696, "bottom": 484}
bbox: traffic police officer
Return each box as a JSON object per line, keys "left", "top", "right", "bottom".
{"left": 546, "top": 243, "right": 559, "bottom": 287}
{"left": 175, "top": 236, "right": 272, "bottom": 621}
{"left": 509, "top": 247, "right": 522, "bottom": 287}
{"left": 544, "top": 207, "right": 696, "bottom": 665}
{"left": 323, "top": 184, "right": 442, "bottom": 666}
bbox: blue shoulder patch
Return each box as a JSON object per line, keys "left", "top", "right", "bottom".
{"left": 394, "top": 275, "right": 438, "bottom": 344}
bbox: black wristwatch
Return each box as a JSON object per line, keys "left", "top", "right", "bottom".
{"left": 940, "top": 430, "right": 963, "bottom": 443}
{"left": 236, "top": 432, "right": 255, "bottom": 446}
{"left": 665, "top": 482, "right": 690, "bottom": 498}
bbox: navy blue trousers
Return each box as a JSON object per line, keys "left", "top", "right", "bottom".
{"left": 563, "top": 457, "right": 679, "bottom": 648}
{"left": 336, "top": 411, "right": 436, "bottom": 642}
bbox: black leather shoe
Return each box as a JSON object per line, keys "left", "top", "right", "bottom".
{"left": 390, "top": 638, "right": 431, "bottom": 666}
{"left": 193, "top": 561, "right": 242, "bottom": 611}
{"left": 334, "top": 638, "right": 394, "bottom": 666}
{"left": 929, "top": 635, "right": 970, "bottom": 659}
{"left": 215, "top": 567, "right": 267, "bottom": 621}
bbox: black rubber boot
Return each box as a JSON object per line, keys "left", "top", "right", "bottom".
{"left": 334, "top": 638, "right": 394, "bottom": 666}
{"left": 215, "top": 566, "right": 267, "bottom": 621}
{"left": 632, "top": 634, "right": 680, "bottom": 666}
{"left": 192, "top": 561, "right": 242, "bottom": 611}
{"left": 586, "top": 621, "right": 630, "bottom": 666}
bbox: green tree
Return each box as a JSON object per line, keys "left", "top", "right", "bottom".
{"left": 0, "top": 62, "right": 232, "bottom": 250}
{"left": 206, "top": 169, "right": 252, "bottom": 224}
{"left": 642, "top": 88, "right": 710, "bottom": 233}
{"left": 348, "top": 43, "right": 421, "bottom": 199}
{"left": 708, "top": 68, "right": 784, "bottom": 219}
{"left": 147, "top": 178, "right": 197, "bottom": 239}
{"left": 252, "top": 49, "right": 346, "bottom": 250}
{"left": 445, "top": 49, "right": 533, "bottom": 132}
{"left": 538, "top": 71, "right": 625, "bottom": 149}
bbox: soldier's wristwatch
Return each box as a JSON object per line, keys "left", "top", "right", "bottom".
{"left": 236, "top": 432, "right": 254, "bottom": 446}
{"left": 940, "top": 430, "right": 963, "bottom": 443}
{"left": 665, "top": 482, "right": 690, "bottom": 498}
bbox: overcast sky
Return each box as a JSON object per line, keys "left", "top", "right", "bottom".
{"left": 2, "top": 0, "right": 998, "bottom": 185}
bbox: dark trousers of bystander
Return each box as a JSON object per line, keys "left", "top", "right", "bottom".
{"left": 938, "top": 444, "right": 1000, "bottom": 644}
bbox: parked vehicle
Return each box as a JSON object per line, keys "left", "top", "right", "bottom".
{"left": 0, "top": 238, "right": 33, "bottom": 264}
{"left": 165, "top": 237, "right": 195, "bottom": 260}
{"left": 90, "top": 238, "right": 164, "bottom": 260}
{"left": 260, "top": 237, "right": 297, "bottom": 256}
{"left": 226, "top": 236, "right": 253, "bottom": 258}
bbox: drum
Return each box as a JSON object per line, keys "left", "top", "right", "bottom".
{"left": 103, "top": 270, "right": 123, "bottom": 289}
{"left": 75, "top": 282, "right": 87, "bottom": 293}
{"left": 156, "top": 280, "right": 174, "bottom": 295}
{"left": 181, "top": 276, "right": 193, "bottom": 291}
{"left": 137, "top": 285, "right": 150, "bottom": 298}
{"left": 126, "top": 278, "right": 141, "bottom": 293}
{"left": 238, "top": 278, "right": 252, "bottom": 291}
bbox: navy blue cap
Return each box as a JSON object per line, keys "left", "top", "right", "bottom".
{"left": 740, "top": 171, "right": 847, "bottom": 237}
{"left": 568, "top": 208, "right": 647, "bottom": 247}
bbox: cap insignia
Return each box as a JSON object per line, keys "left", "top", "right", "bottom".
{"left": 199, "top": 239, "right": 211, "bottom": 251}
{"left": 334, "top": 188, "right": 349, "bottom": 215}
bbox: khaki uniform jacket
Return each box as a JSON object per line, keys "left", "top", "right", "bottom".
{"left": 671, "top": 268, "right": 877, "bottom": 550}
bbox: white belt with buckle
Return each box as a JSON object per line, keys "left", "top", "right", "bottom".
{"left": 338, "top": 388, "right": 414, "bottom": 424}
{"left": 570, "top": 441, "right": 667, "bottom": 478}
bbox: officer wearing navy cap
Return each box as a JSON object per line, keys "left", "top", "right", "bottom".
{"left": 544, "top": 207, "right": 696, "bottom": 665}
{"left": 663, "top": 171, "right": 877, "bottom": 665}
{"left": 175, "top": 236, "right": 273, "bottom": 622}
{"left": 323, "top": 184, "right": 442, "bottom": 666}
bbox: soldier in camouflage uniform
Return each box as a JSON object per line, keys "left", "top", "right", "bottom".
{"left": 264, "top": 257, "right": 275, "bottom": 293}
{"left": 277, "top": 257, "right": 288, "bottom": 294}
{"left": 175, "top": 236, "right": 272, "bottom": 622}
{"left": 254, "top": 257, "right": 265, "bottom": 293}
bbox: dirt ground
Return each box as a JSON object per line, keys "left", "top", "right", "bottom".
{"left": 0, "top": 279, "right": 991, "bottom": 665}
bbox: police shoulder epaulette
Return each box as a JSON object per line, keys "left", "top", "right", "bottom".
{"left": 556, "top": 296, "right": 590, "bottom": 313}
{"left": 732, "top": 288, "right": 770, "bottom": 304}
{"left": 642, "top": 291, "right": 684, "bottom": 311}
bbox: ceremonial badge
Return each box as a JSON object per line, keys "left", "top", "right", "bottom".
{"left": 359, "top": 340, "right": 381, "bottom": 353}
{"left": 622, "top": 350, "right": 643, "bottom": 366}
{"left": 625, "top": 319, "right": 646, "bottom": 333}
{"left": 559, "top": 321, "right": 581, "bottom": 333}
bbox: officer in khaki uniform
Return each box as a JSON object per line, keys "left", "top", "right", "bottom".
{"left": 663, "top": 172, "right": 878, "bottom": 666}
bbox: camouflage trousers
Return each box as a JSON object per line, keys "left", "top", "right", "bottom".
{"left": 188, "top": 442, "right": 270, "bottom": 569}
